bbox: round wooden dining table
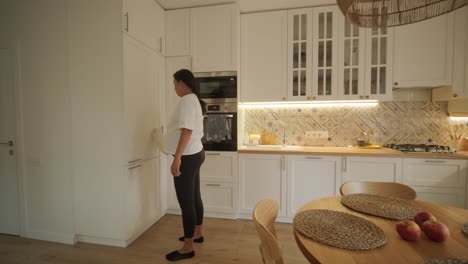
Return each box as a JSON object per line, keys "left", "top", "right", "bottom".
{"left": 294, "top": 196, "right": 468, "bottom": 264}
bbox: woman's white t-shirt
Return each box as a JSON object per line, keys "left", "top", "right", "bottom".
{"left": 163, "top": 93, "right": 204, "bottom": 155}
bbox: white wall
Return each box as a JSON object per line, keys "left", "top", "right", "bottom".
{"left": 4, "top": 0, "right": 75, "bottom": 244}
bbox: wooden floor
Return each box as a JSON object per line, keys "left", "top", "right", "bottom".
{"left": 0, "top": 215, "right": 309, "bottom": 264}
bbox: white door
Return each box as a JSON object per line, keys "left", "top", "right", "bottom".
{"left": 0, "top": 47, "right": 20, "bottom": 235}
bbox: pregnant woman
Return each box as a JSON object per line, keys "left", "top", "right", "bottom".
{"left": 164, "top": 69, "right": 206, "bottom": 262}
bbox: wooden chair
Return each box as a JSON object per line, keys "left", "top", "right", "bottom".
{"left": 253, "top": 199, "right": 284, "bottom": 264}
{"left": 340, "top": 181, "right": 417, "bottom": 200}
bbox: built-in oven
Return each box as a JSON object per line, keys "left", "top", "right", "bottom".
{"left": 194, "top": 71, "right": 237, "bottom": 103}
{"left": 202, "top": 102, "right": 237, "bottom": 151}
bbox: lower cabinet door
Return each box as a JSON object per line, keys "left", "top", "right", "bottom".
{"left": 287, "top": 155, "right": 342, "bottom": 217}
{"left": 410, "top": 186, "right": 466, "bottom": 209}
{"left": 200, "top": 182, "right": 237, "bottom": 214}
{"left": 238, "top": 154, "right": 286, "bottom": 217}
{"left": 343, "top": 157, "right": 403, "bottom": 183}
{"left": 126, "top": 158, "right": 161, "bottom": 241}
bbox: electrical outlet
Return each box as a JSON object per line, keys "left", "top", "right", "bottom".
{"left": 305, "top": 131, "right": 329, "bottom": 139}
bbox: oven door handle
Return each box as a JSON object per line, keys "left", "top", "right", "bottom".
{"left": 204, "top": 114, "right": 234, "bottom": 118}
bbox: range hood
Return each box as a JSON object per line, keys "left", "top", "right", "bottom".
{"left": 448, "top": 98, "right": 468, "bottom": 117}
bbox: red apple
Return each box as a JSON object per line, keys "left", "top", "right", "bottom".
{"left": 421, "top": 220, "right": 450, "bottom": 242}
{"left": 413, "top": 211, "right": 437, "bottom": 227}
{"left": 396, "top": 220, "right": 421, "bottom": 241}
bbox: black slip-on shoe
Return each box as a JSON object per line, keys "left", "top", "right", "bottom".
{"left": 165, "top": 250, "right": 195, "bottom": 261}
{"left": 178, "top": 236, "right": 204, "bottom": 243}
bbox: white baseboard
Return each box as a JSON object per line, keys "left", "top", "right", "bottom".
{"left": 24, "top": 230, "right": 76, "bottom": 245}
{"left": 76, "top": 235, "right": 126, "bottom": 248}
{"left": 166, "top": 210, "right": 238, "bottom": 220}
{"left": 237, "top": 213, "right": 293, "bottom": 224}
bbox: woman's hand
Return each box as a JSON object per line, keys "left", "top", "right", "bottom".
{"left": 171, "top": 157, "right": 182, "bottom": 177}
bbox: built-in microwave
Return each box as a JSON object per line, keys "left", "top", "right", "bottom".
{"left": 194, "top": 71, "right": 237, "bottom": 103}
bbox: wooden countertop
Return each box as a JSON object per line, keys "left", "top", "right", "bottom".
{"left": 238, "top": 146, "right": 468, "bottom": 160}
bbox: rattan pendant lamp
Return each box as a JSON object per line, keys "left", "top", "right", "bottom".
{"left": 337, "top": 0, "right": 468, "bottom": 28}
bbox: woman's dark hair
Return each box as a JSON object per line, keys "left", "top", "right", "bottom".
{"left": 173, "top": 69, "right": 206, "bottom": 114}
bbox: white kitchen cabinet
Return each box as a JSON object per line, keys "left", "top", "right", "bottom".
{"left": 190, "top": 4, "right": 239, "bottom": 72}
{"left": 238, "top": 154, "right": 286, "bottom": 217}
{"left": 202, "top": 152, "right": 238, "bottom": 183}
{"left": 165, "top": 9, "right": 190, "bottom": 56}
{"left": 343, "top": 156, "right": 402, "bottom": 183}
{"left": 364, "top": 26, "right": 393, "bottom": 100}
{"left": 287, "top": 9, "right": 312, "bottom": 101}
{"left": 240, "top": 11, "right": 288, "bottom": 102}
{"left": 286, "top": 155, "right": 341, "bottom": 216}
{"left": 393, "top": 13, "right": 454, "bottom": 88}
{"left": 201, "top": 182, "right": 237, "bottom": 215}
{"left": 69, "top": 1, "right": 165, "bottom": 247}
{"left": 410, "top": 186, "right": 465, "bottom": 209}
{"left": 126, "top": 158, "right": 161, "bottom": 245}
{"left": 403, "top": 158, "right": 467, "bottom": 208}
{"left": 312, "top": 6, "right": 340, "bottom": 100}
{"left": 123, "top": 35, "right": 162, "bottom": 163}
{"left": 123, "top": 0, "right": 164, "bottom": 53}
{"left": 453, "top": 6, "right": 468, "bottom": 98}
{"left": 337, "top": 18, "right": 366, "bottom": 100}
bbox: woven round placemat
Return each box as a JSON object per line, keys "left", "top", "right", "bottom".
{"left": 463, "top": 223, "right": 468, "bottom": 237}
{"left": 293, "top": 209, "right": 386, "bottom": 251}
{"left": 424, "top": 258, "right": 468, "bottom": 264}
{"left": 341, "top": 194, "right": 421, "bottom": 220}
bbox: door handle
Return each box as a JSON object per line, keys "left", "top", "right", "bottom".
{"left": 0, "top": 140, "right": 14, "bottom": 147}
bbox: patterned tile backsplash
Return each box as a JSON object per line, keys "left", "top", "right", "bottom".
{"left": 240, "top": 101, "right": 468, "bottom": 147}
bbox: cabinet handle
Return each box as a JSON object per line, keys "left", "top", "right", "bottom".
{"left": 206, "top": 183, "right": 221, "bottom": 187}
{"left": 128, "top": 164, "right": 142, "bottom": 170}
{"left": 365, "top": 96, "right": 369, "bottom": 99}
{"left": 206, "top": 153, "right": 221, "bottom": 156}
{"left": 359, "top": 95, "right": 364, "bottom": 99}
{"left": 343, "top": 157, "right": 347, "bottom": 173}
{"left": 159, "top": 37, "right": 163, "bottom": 53}
{"left": 394, "top": 82, "right": 399, "bottom": 86}
{"left": 311, "top": 96, "right": 316, "bottom": 100}
{"left": 124, "top": 12, "right": 129, "bottom": 32}
{"left": 282, "top": 97, "right": 286, "bottom": 100}
{"left": 453, "top": 94, "right": 458, "bottom": 98}
{"left": 424, "top": 160, "right": 447, "bottom": 163}
{"left": 128, "top": 158, "right": 143, "bottom": 164}
{"left": 307, "top": 96, "right": 311, "bottom": 100}
{"left": 305, "top": 157, "right": 323, "bottom": 160}
{"left": 0, "top": 140, "right": 14, "bottom": 147}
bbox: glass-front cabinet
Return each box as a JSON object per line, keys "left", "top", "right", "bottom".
{"left": 364, "top": 27, "right": 393, "bottom": 100}
{"left": 288, "top": 6, "right": 339, "bottom": 101}
{"left": 312, "top": 6, "right": 339, "bottom": 100}
{"left": 287, "top": 9, "right": 312, "bottom": 100}
{"left": 338, "top": 19, "right": 365, "bottom": 99}
{"left": 337, "top": 15, "right": 393, "bottom": 100}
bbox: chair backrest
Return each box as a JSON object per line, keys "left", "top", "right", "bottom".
{"left": 340, "top": 181, "right": 417, "bottom": 200}
{"left": 253, "top": 199, "right": 284, "bottom": 264}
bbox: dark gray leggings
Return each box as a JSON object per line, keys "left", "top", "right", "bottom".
{"left": 173, "top": 150, "right": 205, "bottom": 238}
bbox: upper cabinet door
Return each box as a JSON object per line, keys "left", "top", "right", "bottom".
{"left": 364, "top": 26, "right": 393, "bottom": 100}
{"left": 190, "top": 4, "right": 239, "bottom": 72}
{"left": 240, "top": 11, "right": 287, "bottom": 102}
{"left": 393, "top": 13, "right": 454, "bottom": 88}
{"left": 453, "top": 6, "right": 468, "bottom": 98}
{"left": 287, "top": 9, "right": 313, "bottom": 101}
{"left": 165, "top": 9, "right": 190, "bottom": 56}
{"left": 337, "top": 17, "right": 366, "bottom": 100}
{"left": 312, "top": 6, "right": 339, "bottom": 100}
{"left": 123, "top": 0, "right": 164, "bottom": 53}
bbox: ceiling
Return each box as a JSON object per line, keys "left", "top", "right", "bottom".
{"left": 156, "top": 0, "right": 336, "bottom": 13}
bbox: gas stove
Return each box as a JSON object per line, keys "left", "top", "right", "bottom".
{"left": 384, "top": 144, "right": 457, "bottom": 153}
